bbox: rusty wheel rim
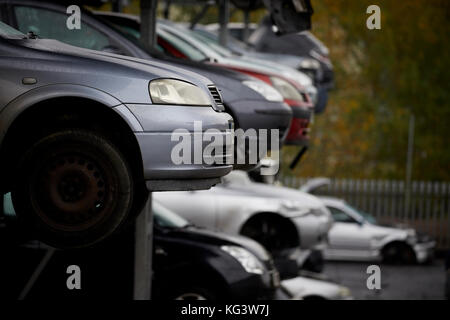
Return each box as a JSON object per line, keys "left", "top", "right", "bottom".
{"left": 30, "top": 149, "right": 117, "bottom": 232}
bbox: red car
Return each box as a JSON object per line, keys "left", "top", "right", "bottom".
{"left": 219, "top": 66, "right": 313, "bottom": 146}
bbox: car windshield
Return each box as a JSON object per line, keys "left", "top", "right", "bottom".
{"left": 153, "top": 201, "right": 189, "bottom": 228}
{"left": 188, "top": 30, "right": 235, "bottom": 58}
{"left": 158, "top": 27, "right": 207, "bottom": 61}
{"left": 2, "top": 193, "right": 16, "bottom": 217}
{"left": 0, "top": 21, "right": 25, "bottom": 39}
{"left": 345, "top": 203, "right": 377, "bottom": 224}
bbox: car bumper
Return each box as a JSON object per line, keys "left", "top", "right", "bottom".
{"left": 228, "top": 271, "right": 279, "bottom": 300}
{"left": 125, "top": 104, "right": 234, "bottom": 191}
{"left": 290, "top": 214, "right": 332, "bottom": 249}
{"left": 324, "top": 248, "right": 382, "bottom": 262}
{"left": 413, "top": 241, "right": 435, "bottom": 263}
{"left": 227, "top": 99, "right": 292, "bottom": 144}
{"left": 274, "top": 247, "right": 315, "bottom": 279}
{"left": 285, "top": 118, "right": 310, "bottom": 145}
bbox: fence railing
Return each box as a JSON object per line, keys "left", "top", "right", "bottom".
{"left": 281, "top": 176, "right": 450, "bottom": 249}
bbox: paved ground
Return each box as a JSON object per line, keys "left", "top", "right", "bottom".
{"left": 323, "top": 259, "right": 446, "bottom": 300}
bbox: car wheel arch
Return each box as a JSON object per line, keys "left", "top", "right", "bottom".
{"left": 381, "top": 239, "right": 410, "bottom": 251}
{"left": 0, "top": 95, "right": 145, "bottom": 198}
{"left": 0, "top": 84, "right": 123, "bottom": 144}
{"left": 381, "top": 240, "right": 416, "bottom": 263}
{"left": 239, "top": 211, "right": 301, "bottom": 252}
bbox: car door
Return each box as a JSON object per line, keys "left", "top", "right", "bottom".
{"left": 326, "top": 205, "right": 372, "bottom": 259}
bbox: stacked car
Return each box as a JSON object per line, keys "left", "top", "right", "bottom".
{"left": 0, "top": 0, "right": 359, "bottom": 300}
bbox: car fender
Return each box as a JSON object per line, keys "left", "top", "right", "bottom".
{"left": 215, "top": 195, "right": 289, "bottom": 235}
{"left": 378, "top": 233, "right": 409, "bottom": 250}
{"left": 367, "top": 225, "right": 409, "bottom": 250}
{"left": 0, "top": 83, "right": 142, "bottom": 146}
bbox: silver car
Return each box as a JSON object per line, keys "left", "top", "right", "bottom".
{"left": 320, "top": 197, "right": 435, "bottom": 264}
{"left": 0, "top": 22, "right": 233, "bottom": 248}
{"left": 154, "top": 171, "right": 333, "bottom": 273}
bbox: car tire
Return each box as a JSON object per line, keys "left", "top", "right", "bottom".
{"left": 382, "top": 242, "right": 416, "bottom": 264}
{"left": 11, "top": 129, "right": 134, "bottom": 249}
{"left": 241, "top": 213, "right": 300, "bottom": 253}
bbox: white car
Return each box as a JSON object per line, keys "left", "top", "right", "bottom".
{"left": 281, "top": 276, "right": 352, "bottom": 300}
{"left": 320, "top": 196, "right": 435, "bottom": 263}
{"left": 154, "top": 171, "right": 333, "bottom": 273}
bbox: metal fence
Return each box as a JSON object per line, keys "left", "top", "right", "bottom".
{"left": 281, "top": 177, "right": 450, "bottom": 249}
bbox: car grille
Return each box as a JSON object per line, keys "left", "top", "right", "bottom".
{"left": 208, "top": 85, "right": 224, "bottom": 110}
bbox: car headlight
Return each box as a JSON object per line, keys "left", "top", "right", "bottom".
{"left": 299, "top": 58, "right": 321, "bottom": 70}
{"left": 269, "top": 76, "right": 304, "bottom": 101}
{"left": 338, "top": 286, "right": 352, "bottom": 299}
{"left": 221, "top": 245, "right": 265, "bottom": 275}
{"left": 149, "top": 79, "right": 212, "bottom": 106}
{"left": 242, "top": 80, "right": 283, "bottom": 102}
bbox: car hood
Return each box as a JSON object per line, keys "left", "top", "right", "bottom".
{"left": 159, "top": 226, "right": 271, "bottom": 262}
{"left": 219, "top": 55, "right": 313, "bottom": 87}
{"left": 245, "top": 51, "right": 304, "bottom": 69}
{"left": 13, "top": 38, "right": 216, "bottom": 89}
{"left": 361, "top": 222, "right": 410, "bottom": 239}
{"left": 152, "top": 53, "right": 271, "bottom": 102}
{"left": 223, "top": 181, "right": 325, "bottom": 210}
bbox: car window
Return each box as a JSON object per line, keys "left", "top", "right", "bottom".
{"left": 345, "top": 203, "right": 377, "bottom": 224}
{"left": 158, "top": 28, "right": 207, "bottom": 61}
{"left": 188, "top": 29, "right": 233, "bottom": 58}
{"left": 96, "top": 17, "right": 164, "bottom": 53}
{"left": 328, "top": 206, "right": 357, "bottom": 223}
{"left": 3, "top": 193, "right": 16, "bottom": 218}
{"left": 229, "top": 28, "right": 243, "bottom": 40}
{"left": 0, "top": 20, "right": 25, "bottom": 38}
{"left": 14, "top": 6, "right": 112, "bottom": 51}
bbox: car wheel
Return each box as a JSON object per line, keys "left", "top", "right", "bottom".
{"left": 382, "top": 242, "right": 416, "bottom": 264}
{"left": 12, "top": 129, "right": 134, "bottom": 249}
{"left": 241, "top": 213, "right": 300, "bottom": 253}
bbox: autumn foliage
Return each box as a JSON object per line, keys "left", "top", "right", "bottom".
{"left": 282, "top": 0, "right": 450, "bottom": 181}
